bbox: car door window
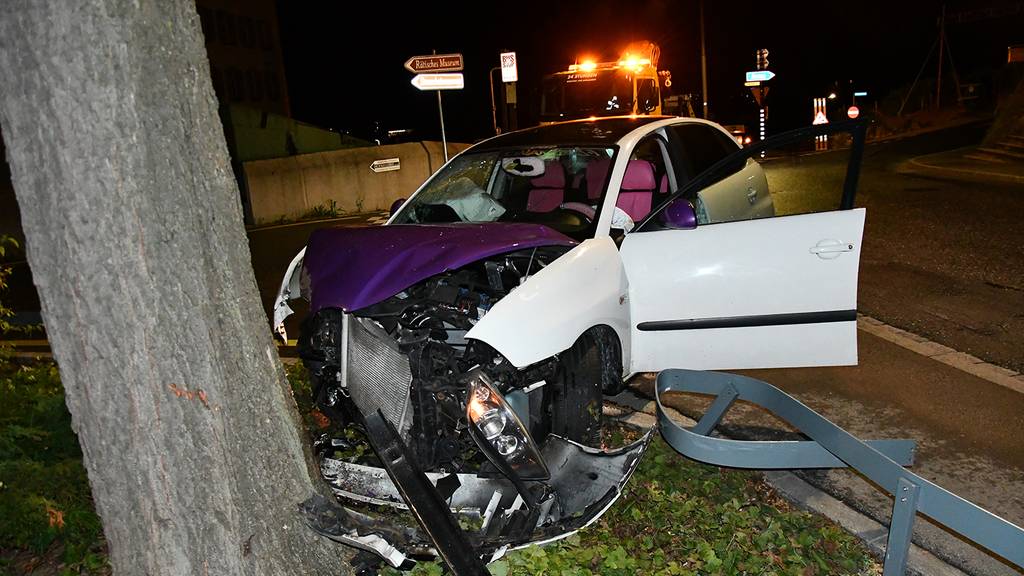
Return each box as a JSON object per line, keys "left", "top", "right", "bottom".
{"left": 616, "top": 134, "right": 676, "bottom": 223}
{"left": 647, "top": 121, "right": 866, "bottom": 230}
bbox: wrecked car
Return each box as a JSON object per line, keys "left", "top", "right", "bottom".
{"left": 273, "top": 116, "right": 866, "bottom": 568}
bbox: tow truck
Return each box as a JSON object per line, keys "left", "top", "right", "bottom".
{"left": 539, "top": 41, "right": 682, "bottom": 123}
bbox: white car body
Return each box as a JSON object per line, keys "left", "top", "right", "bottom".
{"left": 282, "top": 116, "right": 861, "bottom": 374}
{"left": 272, "top": 116, "right": 866, "bottom": 566}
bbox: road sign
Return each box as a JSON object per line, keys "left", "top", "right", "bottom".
{"left": 744, "top": 81, "right": 761, "bottom": 87}
{"left": 500, "top": 51, "right": 518, "bottom": 82}
{"left": 813, "top": 110, "right": 829, "bottom": 125}
{"left": 370, "top": 158, "right": 401, "bottom": 173}
{"left": 854, "top": 91, "right": 868, "bottom": 97}
{"left": 404, "top": 53, "right": 464, "bottom": 74}
{"left": 745, "top": 70, "right": 775, "bottom": 82}
{"left": 410, "top": 73, "right": 465, "bottom": 91}
{"left": 847, "top": 106, "right": 860, "bottom": 119}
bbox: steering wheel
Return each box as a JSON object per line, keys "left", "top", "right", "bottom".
{"left": 558, "top": 202, "right": 596, "bottom": 223}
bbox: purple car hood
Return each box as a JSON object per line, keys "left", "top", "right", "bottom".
{"left": 304, "top": 223, "right": 577, "bottom": 313}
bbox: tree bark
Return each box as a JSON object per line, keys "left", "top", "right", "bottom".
{"left": 0, "top": 2, "right": 350, "bottom": 574}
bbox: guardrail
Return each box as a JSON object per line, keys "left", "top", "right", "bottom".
{"left": 655, "top": 369, "right": 1024, "bottom": 575}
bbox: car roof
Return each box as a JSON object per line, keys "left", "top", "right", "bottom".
{"left": 471, "top": 116, "right": 677, "bottom": 151}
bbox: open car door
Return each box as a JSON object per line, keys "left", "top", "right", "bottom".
{"left": 620, "top": 120, "right": 868, "bottom": 372}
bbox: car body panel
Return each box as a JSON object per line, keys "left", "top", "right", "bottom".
{"left": 620, "top": 208, "right": 865, "bottom": 372}
{"left": 465, "top": 236, "right": 631, "bottom": 369}
{"left": 303, "top": 223, "right": 576, "bottom": 313}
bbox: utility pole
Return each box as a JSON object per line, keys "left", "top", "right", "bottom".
{"left": 700, "top": 0, "right": 709, "bottom": 118}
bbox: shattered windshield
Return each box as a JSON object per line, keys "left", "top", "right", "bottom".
{"left": 392, "top": 146, "right": 617, "bottom": 239}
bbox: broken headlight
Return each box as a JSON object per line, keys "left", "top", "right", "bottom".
{"left": 465, "top": 371, "right": 549, "bottom": 481}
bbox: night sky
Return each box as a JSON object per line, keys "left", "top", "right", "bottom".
{"left": 276, "top": 0, "right": 1022, "bottom": 143}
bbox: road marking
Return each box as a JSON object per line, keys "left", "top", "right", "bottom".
{"left": 857, "top": 314, "right": 1024, "bottom": 394}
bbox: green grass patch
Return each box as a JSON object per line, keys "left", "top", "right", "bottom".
{"left": 0, "top": 361, "right": 878, "bottom": 575}
{"left": 0, "top": 362, "right": 108, "bottom": 574}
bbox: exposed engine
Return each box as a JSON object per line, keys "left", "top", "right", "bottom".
{"left": 298, "top": 246, "right": 571, "bottom": 473}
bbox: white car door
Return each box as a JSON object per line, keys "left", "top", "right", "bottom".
{"left": 619, "top": 121, "right": 866, "bottom": 373}
{"left": 621, "top": 208, "right": 863, "bottom": 372}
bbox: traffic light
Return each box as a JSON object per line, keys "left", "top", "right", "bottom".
{"left": 756, "top": 48, "right": 769, "bottom": 71}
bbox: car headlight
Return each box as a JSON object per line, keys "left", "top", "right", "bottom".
{"left": 465, "top": 371, "right": 550, "bottom": 481}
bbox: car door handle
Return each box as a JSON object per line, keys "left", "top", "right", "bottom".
{"left": 746, "top": 187, "right": 758, "bottom": 204}
{"left": 810, "top": 239, "right": 854, "bottom": 259}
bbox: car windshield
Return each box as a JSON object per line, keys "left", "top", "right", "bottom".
{"left": 392, "top": 146, "right": 617, "bottom": 239}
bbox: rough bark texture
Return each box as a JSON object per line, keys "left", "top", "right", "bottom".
{"left": 0, "top": 2, "right": 350, "bottom": 574}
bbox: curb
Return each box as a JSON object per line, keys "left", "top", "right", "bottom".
{"left": 604, "top": 390, "right": 969, "bottom": 576}
{"left": 857, "top": 314, "right": 1024, "bottom": 395}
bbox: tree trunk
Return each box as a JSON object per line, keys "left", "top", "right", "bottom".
{"left": 0, "top": 2, "right": 350, "bottom": 574}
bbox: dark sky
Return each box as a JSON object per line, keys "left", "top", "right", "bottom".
{"left": 276, "top": 0, "right": 1023, "bottom": 142}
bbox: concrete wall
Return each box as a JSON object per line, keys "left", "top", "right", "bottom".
{"left": 243, "top": 141, "right": 470, "bottom": 224}
{"left": 227, "top": 104, "right": 369, "bottom": 162}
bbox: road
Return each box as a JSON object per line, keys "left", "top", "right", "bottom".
{"left": 4, "top": 122, "right": 1021, "bottom": 573}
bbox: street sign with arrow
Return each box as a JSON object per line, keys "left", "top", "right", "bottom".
{"left": 745, "top": 70, "right": 776, "bottom": 82}
{"left": 404, "top": 53, "right": 464, "bottom": 74}
{"left": 410, "top": 73, "right": 465, "bottom": 91}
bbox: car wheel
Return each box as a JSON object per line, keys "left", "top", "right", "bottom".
{"left": 546, "top": 330, "right": 605, "bottom": 447}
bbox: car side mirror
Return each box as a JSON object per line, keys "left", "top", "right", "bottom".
{"left": 389, "top": 198, "right": 406, "bottom": 217}
{"left": 659, "top": 198, "right": 697, "bottom": 230}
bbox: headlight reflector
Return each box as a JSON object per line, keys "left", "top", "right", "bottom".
{"left": 466, "top": 370, "right": 550, "bottom": 481}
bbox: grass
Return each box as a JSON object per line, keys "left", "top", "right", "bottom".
{"left": 0, "top": 362, "right": 108, "bottom": 575}
{"left": 0, "top": 360, "right": 878, "bottom": 575}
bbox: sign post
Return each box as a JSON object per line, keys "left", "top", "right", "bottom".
{"left": 406, "top": 53, "right": 464, "bottom": 163}
{"left": 747, "top": 49, "right": 773, "bottom": 150}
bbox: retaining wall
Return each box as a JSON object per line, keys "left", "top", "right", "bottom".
{"left": 243, "top": 141, "right": 470, "bottom": 224}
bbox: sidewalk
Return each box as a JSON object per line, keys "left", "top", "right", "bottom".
{"left": 899, "top": 141, "right": 1024, "bottom": 185}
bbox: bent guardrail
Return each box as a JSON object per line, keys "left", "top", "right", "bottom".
{"left": 655, "top": 369, "right": 1024, "bottom": 576}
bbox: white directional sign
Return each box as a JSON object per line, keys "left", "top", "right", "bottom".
{"left": 500, "top": 51, "right": 518, "bottom": 82}
{"left": 370, "top": 158, "right": 401, "bottom": 173}
{"left": 410, "top": 73, "right": 465, "bottom": 91}
{"left": 745, "top": 70, "right": 776, "bottom": 82}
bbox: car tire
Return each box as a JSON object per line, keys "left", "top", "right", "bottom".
{"left": 546, "top": 330, "right": 605, "bottom": 447}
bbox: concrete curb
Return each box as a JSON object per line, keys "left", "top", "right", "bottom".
{"left": 604, "top": 390, "right": 969, "bottom": 576}
{"left": 857, "top": 314, "right": 1024, "bottom": 395}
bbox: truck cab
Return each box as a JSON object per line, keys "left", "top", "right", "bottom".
{"left": 540, "top": 42, "right": 672, "bottom": 124}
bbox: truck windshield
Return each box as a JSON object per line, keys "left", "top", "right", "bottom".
{"left": 391, "top": 146, "right": 617, "bottom": 240}
{"left": 541, "top": 71, "right": 634, "bottom": 122}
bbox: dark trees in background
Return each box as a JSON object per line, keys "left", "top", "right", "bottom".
{"left": 0, "top": 1, "right": 349, "bottom": 573}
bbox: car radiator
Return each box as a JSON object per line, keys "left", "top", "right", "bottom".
{"left": 341, "top": 314, "right": 415, "bottom": 437}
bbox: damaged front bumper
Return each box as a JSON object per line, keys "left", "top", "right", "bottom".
{"left": 302, "top": 415, "right": 654, "bottom": 570}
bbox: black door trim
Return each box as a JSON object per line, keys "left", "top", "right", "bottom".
{"left": 637, "top": 309, "right": 857, "bottom": 332}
